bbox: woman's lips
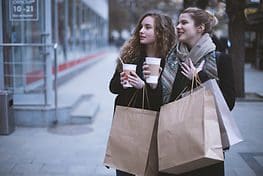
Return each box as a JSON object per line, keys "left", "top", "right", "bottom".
{"left": 140, "top": 36, "right": 146, "bottom": 40}
{"left": 177, "top": 31, "right": 183, "bottom": 36}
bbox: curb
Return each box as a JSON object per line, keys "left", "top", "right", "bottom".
{"left": 236, "top": 92, "right": 263, "bottom": 102}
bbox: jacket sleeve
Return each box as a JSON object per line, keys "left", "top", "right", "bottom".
{"left": 216, "top": 52, "right": 236, "bottom": 110}
{"left": 197, "top": 52, "right": 218, "bottom": 82}
{"left": 109, "top": 69, "right": 126, "bottom": 94}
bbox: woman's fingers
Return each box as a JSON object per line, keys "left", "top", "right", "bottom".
{"left": 143, "top": 63, "right": 150, "bottom": 78}
{"left": 181, "top": 62, "right": 190, "bottom": 71}
{"left": 180, "top": 59, "right": 205, "bottom": 80}
{"left": 181, "top": 70, "right": 190, "bottom": 78}
{"left": 196, "top": 60, "right": 205, "bottom": 73}
{"left": 128, "top": 71, "right": 145, "bottom": 89}
{"left": 120, "top": 72, "right": 126, "bottom": 81}
{"left": 120, "top": 71, "right": 128, "bottom": 87}
{"left": 181, "top": 62, "right": 190, "bottom": 73}
{"left": 143, "top": 71, "right": 150, "bottom": 79}
{"left": 181, "top": 59, "right": 195, "bottom": 79}
{"left": 128, "top": 72, "right": 137, "bottom": 81}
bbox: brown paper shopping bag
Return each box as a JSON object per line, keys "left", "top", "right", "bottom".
{"left": 158, "top": 87, "right": 224, "bottom": 174}
{"left": 104, "top": 105, "right": 158, "bottom": 176}
{"left": 202, "top": 79, "right": 243, "bottom": 149}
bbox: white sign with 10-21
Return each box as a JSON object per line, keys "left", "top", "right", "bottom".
{"left": 9, "top": 0, "right": 38, "bottom": 21}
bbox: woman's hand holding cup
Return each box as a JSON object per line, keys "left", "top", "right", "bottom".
{"left": 128, "top": 71, "right": 145, "bottom": 89}
{"left": 142, "top": 62, "right": 150, "bottom": 79}
{"left": 121, "top": 64, "right": 137, "bottom": 88}
{"left": 143, "top": 57, "right": 162, "bottom": 89}
{"left": 120, "top": 72, "right": 128, "bottom": 88}
{"left": 120, "top": 71, "right": 145, "bottom": 89}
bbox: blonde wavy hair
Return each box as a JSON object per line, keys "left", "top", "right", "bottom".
{"left": 116, "top": 11, "right": 176, "bottom": 71}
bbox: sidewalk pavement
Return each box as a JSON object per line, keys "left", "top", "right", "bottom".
{"left": 0, "top": 48, "right": 263, "bottom": 176}
{"left": 244, "top": 63, "right": 263, "bottom": 97}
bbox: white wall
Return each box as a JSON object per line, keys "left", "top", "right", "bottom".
{"left": 82, "top": 0, "right": 108, "bottom": 20}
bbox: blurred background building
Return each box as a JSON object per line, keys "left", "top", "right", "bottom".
{"left": 0, "top": 0, "right": 108, "bottom": 126}
{"left": 1, "top": 0, "right": 108, "bottom": 104}
{"left": 108, "top": 0, "right": 183, "bottom": 47}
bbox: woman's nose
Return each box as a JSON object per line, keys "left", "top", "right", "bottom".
{"left": 139, "top": 27, "right": 144, "bottom": 33}
{"left": 176, "top": 23, "right": 181, "bottom": 29}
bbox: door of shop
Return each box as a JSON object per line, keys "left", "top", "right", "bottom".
{"left": 0, "top": 0, "right": 54, "bottom": 106}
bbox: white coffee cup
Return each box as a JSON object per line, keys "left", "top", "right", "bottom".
{"left": 122, "top": 64, "right": 137, "bottom": 88}
{"left": 145, "top": 57, "right": 161, "bottom": 84}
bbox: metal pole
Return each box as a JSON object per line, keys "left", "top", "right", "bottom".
{"left": 0, "top": 0, "right": 4, "bottom": 90}
{"left": 44, "top": 0, "right": 53, "bottom": 105}
{"left": 54, "top": 0, "right": 58, "bottom": 43}
{"left": 53, "top": 43, "right": 58, "bottom": 124}
{"left": 64, "top": 0, "right": 68, "bottom": 61}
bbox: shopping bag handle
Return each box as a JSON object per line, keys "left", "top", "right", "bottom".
{"left": 190, "top": 71, "right": 202, "bottom": 92}
{"left": 127, "top": 87, "right": 151, "bottom": 109}
{"left": 175, "top": 73, "right": 203, "bottom": 101}
{"left": 128, "top": 90, "right": 139, "bottom": 107}
{"left": 142, "top": 86, "right": 151, "bottom": 109}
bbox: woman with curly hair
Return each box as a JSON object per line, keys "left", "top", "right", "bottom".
{"left": 109, "top": 11, "right": 176, "bottom": 176}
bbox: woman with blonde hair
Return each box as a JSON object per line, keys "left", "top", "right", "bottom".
{"left": 155, "top": 7, "right": 224, "bottom": 176}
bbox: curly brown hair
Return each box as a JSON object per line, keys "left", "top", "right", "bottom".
{"left": 116, "top": 11, "right": 176, "bottom": 71}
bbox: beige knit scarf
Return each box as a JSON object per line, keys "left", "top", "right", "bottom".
{"left": 161, "top": 33, "right": 216, "bottom": 104}
{"left": 176, "top": 33, "right": 216, "bottom": 64}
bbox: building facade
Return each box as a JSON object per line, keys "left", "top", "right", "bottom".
{"left": 0, "top": 0, "right": 108, "bottom": 106}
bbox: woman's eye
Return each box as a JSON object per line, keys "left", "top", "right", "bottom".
{"left": 145, "top": 25, "right": 152, "bottom": 29}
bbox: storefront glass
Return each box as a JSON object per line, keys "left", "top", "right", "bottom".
{"left": 1, "top": 0, "right": 108, "bottom": 105}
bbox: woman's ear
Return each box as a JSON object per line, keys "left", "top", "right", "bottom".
{"left": 197, "top": 24, "right": 205, "bottom": 33}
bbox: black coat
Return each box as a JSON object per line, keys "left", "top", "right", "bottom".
{"left": 110, "top": 58, "right": 162, "bottom": 176}
{"left": 110, "top": 53, "right": 232, "bottom": 176}
{"left": 159, "top": 51, "right": 225, "bottom": 176}
{"left": 167, "top": 52, "right": 217, "bottom": 103}
{"left": 158, "top": 162, "right": 224, "bottom": 176}
{"left": 109, "top": 57, "right": 162, "bottom": 112}
{"left": 216, "top": 52, "right": 236, "bottom": 110}
{"left": 167, "top": 51, "right": 236, "bottom": 111}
